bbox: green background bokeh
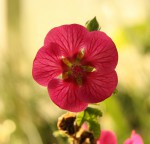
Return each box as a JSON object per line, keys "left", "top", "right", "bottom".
{"left": 0, "top": 0, "right": 150, "bottom": 143}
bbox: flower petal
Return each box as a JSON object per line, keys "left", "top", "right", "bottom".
{"left": 124, "top": 130, "right": 144, "bottom": 144}
{"left": 79, "top": 70, "right": 118, "bottom": 103}
{"left": 32, "top": 43, "right": 62, "bottom": 86}
{"left": 44, "top": 24, "right": 88, "bottom": 57}
{"left": 97, "top": 130, "right": 117, "bottom": 144}
{"left": 83, "top": 31, "right": 118, "bottom": 72}
{"left": 48, "top": 79, "right": 88, "bottom": 112}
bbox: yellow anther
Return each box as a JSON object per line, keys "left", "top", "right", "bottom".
{"left": 76, "top": 49, "right": 85, "bottom": 61}
{"left": 62, "top": 72, "right": 69, "bottom": 80}
{"left": 62, "top": 71, "right": 72, "bottom": 80}
{"left": 61, "top": 56, "right": 72, "bottom": 67}
{"left": 82, "top": 66, "right": 96, "bottom": 72}
{"left": 91, "top": 68, "right": 96, "bottom": 72}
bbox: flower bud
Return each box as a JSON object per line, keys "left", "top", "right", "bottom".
{"left": 85, "top": 17, "right": 100, "bottom": 31}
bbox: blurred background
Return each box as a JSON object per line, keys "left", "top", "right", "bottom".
{"left": 0, "top": 0, "right": 150, "bottom": 143}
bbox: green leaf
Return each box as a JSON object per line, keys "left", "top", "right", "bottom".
{"left": 76, "top": 107, "right": 102, "bottom": 138}
{"left": 85, "top": 17, "right": 101, "bottom": 31}
{"left": 76, "top": 111, "right": 85, "bottom": 126}
{"left": 85, "top": 107, "right": 102, "bottom": 118}
{"left": 76, "top": 107, "right": 102, "bottom": 126}
{"left": 88, "top": 120, "right": 101, "bottom": 139}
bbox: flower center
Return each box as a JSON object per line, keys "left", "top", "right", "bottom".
{"left": 71, "top": 65, "right": 83, "bottom": 78}
{"left": 60, "top": 49, "right": 96, "bottom": 85}
{"left": 70, "top": 64, "right": 84, "bottom": 85}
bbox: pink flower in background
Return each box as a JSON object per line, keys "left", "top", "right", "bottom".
{"left": 124, "top": 130, "right": 144, "bottom": 144}
{"left": 96, "top": 130, "right": 143, "bottom": 144}
{"left": 32, "top": 24, "right": 118, "bottom": 112}
{"left": 97, "top": 130, "right": 117, "bottom": 144}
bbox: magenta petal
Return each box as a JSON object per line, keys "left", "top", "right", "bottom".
{"left": 44, "top": 24, "right": 88, "bottom": 57}
{"left": 32, "top": 43, "right": 62, "bottom": 86}
{"left": 97, "top": 130, "right": 117, "bottom": 144}
{"left": 48, "top": 79, "right": 88, "bottom": 112}
{"left": 83, "top": 31, "right": 118, "bottom": 72}
{"left": 124, "top": 130, "right": 144, "bottom": 144}
{"left": 79, "top": 70, "right": 118, "bottom": 103}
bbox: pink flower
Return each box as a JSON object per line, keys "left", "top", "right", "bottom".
{"left": 32, "top": 24, "right": 118, "bottom": 112}
{"left": 124, "top": 130, "right": 144, "bottom": 144}
{"left": 97, "top": 130, "right": 144, "bottom": 144}
{"left": 97, "top": 130, "right": 117, "bottom": 144}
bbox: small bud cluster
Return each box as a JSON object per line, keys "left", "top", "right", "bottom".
{"left": 57, "top": 112, "right": 96, "bottom": 144}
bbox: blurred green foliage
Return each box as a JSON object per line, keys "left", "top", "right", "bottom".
{"left": 0, "top": 0, "right": 150, "bottom": 144}
{"left": 124, "top": 21, "right": 150, "bottom": 54}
